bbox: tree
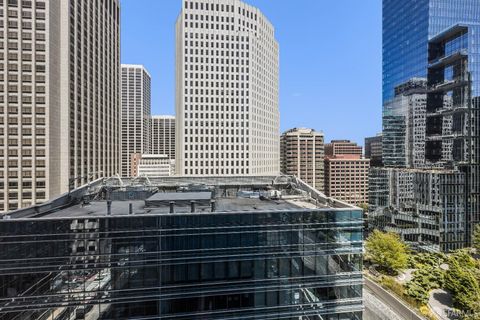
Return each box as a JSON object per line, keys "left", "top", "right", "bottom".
{"left": 444, "top": 252, "right": 480, "bottom": 313}
{"left": 365, "top": 230, "right": 409, "bottom": 275}
{"left": 473, "top": 224, "right": 480, "bottom": 252}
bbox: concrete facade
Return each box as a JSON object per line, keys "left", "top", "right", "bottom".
{"left": 0, "top": 0, "right": 120, "bottom": 212}
{"left": 151, "top": 115, "right": 175, "bottom": 159}
{"left": 280, "top": 128, "right": 324, "bottom": 192}
{"left": 121, "top": 65, "right": 151, "bottom": 177}
{"left": 175, "top": 0, "right": 280, "bottom": 176}
{"left": 131, "top": 154, "right": 175, "bottom": 177}
{"left": 324, "top": 140, "right": 369, "bottom": 206}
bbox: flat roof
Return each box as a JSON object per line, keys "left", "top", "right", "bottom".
{"left": 3, "top": 175, "right": 359, "bottom": 219}
{"left": 36, "top": 196, "right": 334, "bottom": 219}
{"left": 146, "top": 192, "right": 212, "bottom": 202}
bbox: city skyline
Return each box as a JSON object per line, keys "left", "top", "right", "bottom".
{"left": 121, "top": 0, "right": 382, "bottom": 145}
{"left": 2, "top": 0, "right": 480, "bottom": 318}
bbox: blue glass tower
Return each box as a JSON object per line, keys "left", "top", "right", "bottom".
{"left": 383, "top": 0, "right": 480, "bottom": 103}
{"left": 382, "top": 0, "right": 480, "bottom": 248}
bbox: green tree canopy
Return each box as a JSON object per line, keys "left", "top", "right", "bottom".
{"left": 473, "top": 224, "right": 480, "bottom": 253}
{"left": 365, "top": 230, "right": 409, "bottom": 275}
{"left": 444, "top": 250, "right": 480, "bottom": 314}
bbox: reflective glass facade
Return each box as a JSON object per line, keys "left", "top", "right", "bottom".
{"left": 382, "top": 0, "right": 480, "bottom": 248}
{"left": 383, "top": 0, "right": 480, "bottom": 103}
{"left": 0, "top": 210, "right": 363, "bottom": 319}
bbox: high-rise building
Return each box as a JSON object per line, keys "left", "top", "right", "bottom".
{"left": 324, "top": 140, "right": 369, "bottom": 206}
{"left": 364, "top": 133, "right": 383, "bottom": 167}
{"left": 280, "top": 128, "right": 324, "bottom": 192}
{"left": 372, "top": 0, "right": 480, "bottom": 250}
{"left": 0, "top": 0, "right": 120, "bottom": 213}
{"left": 151, "top": 115, "right": 175, "bottom": 159}
{"left": 121, "top": 65, "right": 151, "bottom": 177}
{"left": 382, "top": 0, "right": 480, "bottom": 103}
{"left": 175, "top": 0, "right": 280, "bottom": 176}
{"left": 0, "top": 175, "right": 363, "bottom": 319}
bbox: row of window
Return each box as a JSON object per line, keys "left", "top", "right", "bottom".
{"left": 2, "top": 0, "right": 45, "bottom": 9}
{"left": 0, "top": 191, "right": 45, "bottom": 200}
{"left": 185, "top": 167, "right": 248, "bottom": 175}
{"left": 0, "top": 170, "right": 45, "bottom": 178}
{"left": 185, "top": 0, "right": 258, "bottom": 21}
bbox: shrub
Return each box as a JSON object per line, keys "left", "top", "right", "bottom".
{"left": 380, "top": 276, "right": 405, "bottom": 297}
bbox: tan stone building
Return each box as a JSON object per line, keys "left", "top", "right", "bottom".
{"left": 324, "top": 140, "right": 369, "bottom": 206}
{"left": 325, "top": 140, "right": 362, "bottom": 157}
{"left": 0, "top": 0, "right": 120, "bottom": 212}
{"left": 280, "top": 128, "right": 324, "bottom": 192}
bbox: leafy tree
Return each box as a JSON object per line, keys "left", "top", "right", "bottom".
{"left": 444, "top": 251, "right": 480, "bottom": 313}
{"left": 365, "top": 230, "right": 409, "bottom": 275}
{"left": 405, "top": 265, "right": 445, "bottom": 304}
{"left": 473, "top": 224, "right": 480, "bottom": 253}
{"left": 405, "top": 281, "right": 429, "bottom": 305}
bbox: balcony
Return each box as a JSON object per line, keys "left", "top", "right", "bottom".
{"left": 428, "top": 49, "right": 467, "bottom": 69}
{"left": 426, "top": 105, "right": 468, "bottom": 117}
{"left": 428, "top": 78, "right": 468, "bottom": 93}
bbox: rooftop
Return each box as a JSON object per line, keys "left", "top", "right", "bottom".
{"left": 282, "top": 127, "right": 324, "bottom": 136}
{"left": 151, "top": 115, "right": 175, "bottom": 119}
{"left": 5, "top": 176, "right": 358, "bottom": 220}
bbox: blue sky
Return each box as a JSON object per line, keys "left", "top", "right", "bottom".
{"left": 121, "top": 0, "right": 382, "bottom": 146}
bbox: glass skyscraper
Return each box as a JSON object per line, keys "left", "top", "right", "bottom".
{"left": 383, "top": 0, "right": 480, "bottom": 103}
{"left": 378, "top": 0, "right": 480, "bottom": 249}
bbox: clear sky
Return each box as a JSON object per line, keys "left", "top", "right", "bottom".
{"left": 121, "top": 0, "right": 382, "bottom": 146}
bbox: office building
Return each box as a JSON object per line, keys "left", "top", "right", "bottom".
{"left": 0, "top": 0, "right": 120, "bottom": 213}
{"left": 372, "top": 0, "right": 480, "bottom": 249}
{"left": 325, "top": 140, "right": 369, "bottom": 206}
{"left": 151, "top": 115, "right": 175, "bottom": 159}
{"left": 382, "top": 0, "right": 480, "bottom": 103}
{"left": 0, "top": 175, "right": 363, "bottom": 319}
{"left": 369, "top": 167, "right": 466, "bottom": 252}
{"left": 280, "top": 128, "right": 324, "bottom": 192}
{"left": 131, "top": 153, "right": 175, "bottom": 177}
{"left": 364, "top": 133, "right": 383, "bottom": 167}
{"left": 175, "top": 0, "right": 280, "bottom": 176}
{"left": 121, "top": 65, "right": 151, "bottom": 177}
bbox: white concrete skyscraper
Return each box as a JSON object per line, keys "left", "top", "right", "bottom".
{"left": 175, "top": 0, "right": 279, "bottom": 176}
{"left": 0, "top": 0, "right": 120, "bottom": 212}
{"left": 121, "top": 65, "right": 151, "bottom": 177}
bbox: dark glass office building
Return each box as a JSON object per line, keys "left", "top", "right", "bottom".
{"left": 0, "top": 176, "right": 363, "bottom": 319}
